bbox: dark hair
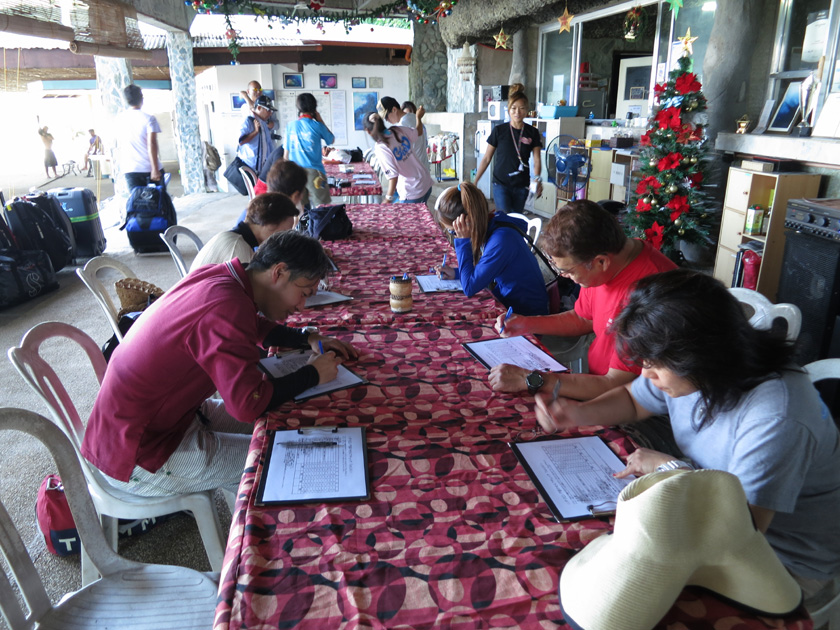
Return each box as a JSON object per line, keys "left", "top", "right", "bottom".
{"left": 401, "top": 101, "right": 417, "bottom": 114}
{"left": 540, "top": 200, "right": 627, "bottom": 262}
{"left": 508, "top": 82, "right": 528, "bottom": 108}
{"left": 363, "top": 112, "right": 403, "bottom": 145}
{"left": 611, "top": 269, "right": 798, "bottom": 428}
{"left": 249, "top": 230, "right": 331, "bottom": 280}
{"left": 245, "top": 192, "right": 300, "bottom": 226}
{"left": 267, "top": 160, "right": 307, "bottom": 197}
{"left": 296, "top": 93, "right": 317, "bottom": 115}
{"left": 124, "top": 84, "right": 143, "bottom": 107}
{"left": 379, "top": 96, "right": 401, "bottom": 117}
{"left": 435, "top": 182, "right": 490, "bottom": 265}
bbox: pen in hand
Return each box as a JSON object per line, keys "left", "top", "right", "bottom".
{"left": 499, "top": 306, "right": 514, "bottom": 334}
{"left": 318, "top": 340, "right": 324, "bottom": 354}
{"left": 438, "top": 254, "right": 447, "bottom": 278}
{"left": 552, "top": 377, "right": 562, "bottom": 402}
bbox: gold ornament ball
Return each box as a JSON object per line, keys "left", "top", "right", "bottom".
{"left": 690, "top": 156, "right": 698, "bottom": 164}
{"left": 651, "top": 198, "right": 659, "bottom": 206}
{"left": 643, "top": 196, "right": 652, "bottom": 204}
{"left": 649, "top": 159, "right": 658, "bottom": 167}
{"left": 667, "top": 184, "right": 678, "bottom": 194}
{"left": 701, "top": 213, "right": 708, "bottom": 219}
{"left": 678, "top": 228, "right": 686, "bottom": 236}
{"left": 674, "top": 217, "right": 682, "bottom": 226}
{"left": 681, "top": 158, "right": 690, "bottom": 165}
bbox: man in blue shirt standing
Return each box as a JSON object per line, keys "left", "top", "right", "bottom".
{"left": 284, "top": 92, "right": 335, "bottom": 208}
{"left": 237, "top": 94, "right": 275, "bottom": 174}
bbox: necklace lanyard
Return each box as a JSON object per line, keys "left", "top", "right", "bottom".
{"left": 509, "top": 123, "right": 527, "bottom": 167}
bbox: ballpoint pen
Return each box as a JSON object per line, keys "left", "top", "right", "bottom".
{"left": 499, "top": 306, "right": 513, "bottom": 334}
{"left": 552, "top": 377, "right": 562, "bottom": 402}
{"left": 318, "top": 340, "right": 324, "bottom": 354}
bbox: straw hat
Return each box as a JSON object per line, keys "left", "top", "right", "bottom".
{"left": 559, "top": 469, "right": 802, "bottom": 630}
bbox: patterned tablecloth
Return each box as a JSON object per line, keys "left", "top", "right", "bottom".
{"left": 287, "top": 203, "right": 501, "bottom": 328}
{"left": 325, "top": 162, "right": 383, "bottom": 198}
{"left": 214, "top": 203, "right": 812, "bottom": 630}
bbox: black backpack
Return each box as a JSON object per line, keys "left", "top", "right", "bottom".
{"left": 3, "top": 198, "right": 74, "bottom": 271}
{"left": 122, "top": 184, "right": 177, "bottom": 253}
{"left": 299, "top": 204, "right": 353, "bottom": 241}
{"left": 0, "top": 248, "right": 59, "bottom": 309}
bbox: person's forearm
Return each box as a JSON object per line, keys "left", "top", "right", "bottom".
{"left": 240, "top": 128, "right": 259, "bottom": 145}
{"left": 546, "top": 369, "right": 636, "bottom": 402}
{"left": 577, "top": 383, "right": 645, "bottom": 426}
{"left": 148, "top": 133, "right": 160, "bottom": 175}
{"left": 522, "top": 311, "right": 593, "bottom": 337}
{"left": 385, "top": 178, "right": 397, "bottom": 199}
{"left": 532, "top": 149, "right": 542, "bottom": 180}
{"left": 474, "top": 154, "right": 491, "bottom": 183}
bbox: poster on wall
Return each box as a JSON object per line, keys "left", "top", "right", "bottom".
{"left": 330, "top": 90, "right": 348, "bottom": 146}
{"left": 278, "top": 90, "right": 348, "bottom": 146}
{"left": 353, "top": 92, "right": 378, "bottom": 131}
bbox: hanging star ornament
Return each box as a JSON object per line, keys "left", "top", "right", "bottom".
{"left": 667, "top": 0, "right": 683, "bottom": 21}
{"left": 494, "top": 27, "right": 511, "bottom": 49}
{"left": 557, "top": 6, "right": 574, "bottom": 34}
{"left": 678, "top": 27, "right": 699, "bottom": 55}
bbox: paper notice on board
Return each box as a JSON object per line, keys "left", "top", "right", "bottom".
{"left": 330, "top": 90, "right": 348, "bottom": 145}
{"left": 463, "top": 336, "right": 567, "bottom": 372}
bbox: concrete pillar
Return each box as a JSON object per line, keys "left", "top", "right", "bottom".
{"left": 410, "top": 24, "right": 448, "bottom": 112}
{"left": 165, "top": 30, "right": 204, "bottom": 195}
{"left": 447, "top": 43, "right": 478, "bottom": 113}
{"left": 94, "top": 56, "right": 133, "bottom": 195}
{"left": 508, "top": 30, "right": 526, "bottom": 86}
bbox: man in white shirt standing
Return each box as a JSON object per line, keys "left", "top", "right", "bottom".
{"left": 116, "top": 84, "right": 164, "bottom": 192}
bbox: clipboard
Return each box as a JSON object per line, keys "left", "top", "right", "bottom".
{"left": 305, "top": 291, "right": 354, "bottom": 308}
{"left": 509, "top": 435, "right": 632, "bottom": 521}
{"left": 463, "top": 336, "right": 567, "bottom": 372}
{"left": 256, "top": 426, "right": 371, "bottom": 506}
{"left": 258, "top": 351, "right": 368, "bottom": 402}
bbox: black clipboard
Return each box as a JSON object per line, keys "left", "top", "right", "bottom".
{"left": 258, "top": 352, "right": 368, "bottom": 402}
{"left": 255, "top": 426, "right": 371, "bottom": 506}
{"left": 509, "top": 435, "right": 626, "bottom": 522}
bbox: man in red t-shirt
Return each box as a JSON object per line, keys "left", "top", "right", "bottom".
{"left": 489, "top": 200, "right": 676, "bottom": 401}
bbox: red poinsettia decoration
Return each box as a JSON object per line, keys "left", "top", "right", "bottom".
{"left": 635, "top": 176, "right": 662, "bottom": 195}
{"left": 644, "top": 221, "right": 665, "bottom": 249}
{"left": 689, "top": 172, "right": 704, "bottom": 188}
{"left": 635, "top": 199, "right": 653, "bottom": 213}
{"left": 655, "top": 107, "right": 683, "bottom": 132}
{"left": 657, "top": 152, "right": 682, "bottom": 172}
{"left": 310, "top": 0, "right": 325, "bottom": 10}
{"left": 667, "top": 195, "right": 690, "bottom": 222}
{"left": 654, "top": 83, "right": 666, "bottom": 98}
{"left": 640, "top": 130, "right": 653, "bottom": 146}
{"left": 675, "top": 73, "right": 701, "bottom": 94}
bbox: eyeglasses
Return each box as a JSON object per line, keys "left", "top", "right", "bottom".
{"left": 547, "top": 256, "right": 590, "bottom": 277}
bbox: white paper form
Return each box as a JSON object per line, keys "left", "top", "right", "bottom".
{"left": 512, "top": 436, "right": 634, "bottom": 520}
{"left": 259, "top": 351, "right": 365, "bottom": 401}
{"left": 463, "top": 336, "right": 567, "bottom": 372}
{"left": 305, "top": 291, "right": 353, "bottom": 307}
{"left": 415, "top": 274, "right": 463, "bottom": 293}
{"left": 257, "top": 427, "right": 369, "bottom": 504}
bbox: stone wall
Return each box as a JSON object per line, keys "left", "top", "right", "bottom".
{"left": 165, "top": 31, "right": 204, "bottom": 195}
{"left": 409, "top": 24, "right": 448, "bottom": 112}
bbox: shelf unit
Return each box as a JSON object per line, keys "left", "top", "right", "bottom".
{"left": 713, "top": 167, "right": 821, "bottom": 301}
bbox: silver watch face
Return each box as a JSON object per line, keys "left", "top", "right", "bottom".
{"left": 526, "top": 372, "right": 543, "bottom": 389}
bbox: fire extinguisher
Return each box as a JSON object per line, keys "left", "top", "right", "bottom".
{"left": 742, "top": 250, "right": 762, "bottom": 291}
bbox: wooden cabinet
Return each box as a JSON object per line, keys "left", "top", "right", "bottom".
{"left": 713, "top": 167, "right": 820, "bottom": 301}
{"left": 587, "top": 148, "right": 613, "bottom": 202}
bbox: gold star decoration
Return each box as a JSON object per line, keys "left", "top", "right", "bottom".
{"left": 494, "top": 27, "right": 511, "bottom": 49}
{"left": 557, "top": 6, "right": 574, "bottom": 34}
{"left": 667, "top": 0, "right": 683, "bottom": 21}
{"left": 678, "top": 27, "right": 699, "bottom": 55}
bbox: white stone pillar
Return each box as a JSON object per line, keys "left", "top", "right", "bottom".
{"left": 165, "top": 30, "right": 204, "bottom": 195}
{"left": 94, "top": 56, "right": 133, "bottom": 196}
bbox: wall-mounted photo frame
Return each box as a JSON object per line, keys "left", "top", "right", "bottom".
{"left": 262, "top": 89, "right": 275, "bottom": 101}
{"left": 352, "top": 77, "right": 366, "bottom": 89}
{"left": 283, "top": 74, "right": 303, "bottom": 89}
{"left": 616, "top": 56, "right": 653, "bottom": 120}
{"left": 319, "top": 73, "right": 338, "bottom": 89}
{"left": 353, "top": 92, "right": 378, "bottom": 130}
{"left": 768, "top": 81, "right": 802, "bottom": 133}
{"left": 629, "top": 86, "right": 646, "bottom": 100}
{"left": 369, "top": 77, "right": 383, "bottom": 89}
{"left": 230, "top": 93, "right": 246, "bottom": 111}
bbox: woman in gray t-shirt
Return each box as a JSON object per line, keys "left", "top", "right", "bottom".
{"left": 535, "top": 269, "right": 840, "bottom": 586}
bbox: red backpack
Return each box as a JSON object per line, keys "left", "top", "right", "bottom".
{"left": 36, "top": 474, "right": 80, "bottom": 556}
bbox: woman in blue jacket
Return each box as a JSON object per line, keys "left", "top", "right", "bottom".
{"left": 435, "top": 182, "right": 548, "bottom": 316}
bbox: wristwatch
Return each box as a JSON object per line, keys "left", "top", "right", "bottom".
{"left": 532, "top": 176, "right": 543, "bottom": 183}
{"left": 655, "top": 460, "right": 694, "bottom": 473}
{"left": 526, "top": 370, "right": 544, "bottom": 395}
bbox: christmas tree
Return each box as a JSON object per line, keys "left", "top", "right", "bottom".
{"left": 624, "top": 34, "right": 715, "bottom": 262}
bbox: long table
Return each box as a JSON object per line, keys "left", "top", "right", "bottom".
{"left": 214, "top": 203, "right": 813, "bottom": 630}
{"left": 325, "top": 161, "right": 382, "bottom": 201}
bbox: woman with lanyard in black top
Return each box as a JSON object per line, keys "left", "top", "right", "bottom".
{"left": 473, "top": 83, "right": 543, "bottom": 213}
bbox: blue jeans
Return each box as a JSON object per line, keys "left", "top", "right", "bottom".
{"left": 401, "top": 187, "right": 432, "bottom": 204}
{"left": 493, "top": 182, "right": 528, "bottom": 213}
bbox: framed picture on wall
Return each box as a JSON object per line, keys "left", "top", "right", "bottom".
{"left": 352, "top": 77, "right": 366, "bottom": 89}
{"left": 283, "top": 73, "right": 303, "bottom": 88}
{"left": 768, "top": 81, "right": 802, "bottom": 133}
{"left": 353, "top": 92, "right": 378, "bottom": 130}
{"left": 230, "top": 93, "right": 246, "bottom": 111}
{"left": 262, "top": 89, "right": 275, "bottom": 101}
{"left": 616, "top": 56, "right": 653, "bottom": 119}
{"left": 319, "top": 74, "right": 338, "bottom": 89}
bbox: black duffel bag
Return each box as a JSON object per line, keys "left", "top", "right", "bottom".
{"left": 0, "top": 248, "right": 58, "bottom": 309}
{"left": 299, "top": 204, "right": 353, "bottom": 241}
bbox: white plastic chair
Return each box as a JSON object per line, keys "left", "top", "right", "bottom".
{"left": 75, "top": 256, "right": 137, "bottom": 342}
{"left": 238, "top": 164, "right": 258, "bottom": 200}
{"left": 802, "top": 358, "right": 840, "bottom": 629}
{"left": 0, "top": 406, "right": 218, "bottom": 630}
{"left": 7, "top": 322, "right": 226, "bottom": 586}
{"left": 507, "top": 213, "right": 543, "bottom": 245}
{"left": 160, "top": 226, "right": 204, "bottom": 279}
{"left": 729, "top": 287, "right": 802, "bottom": 341}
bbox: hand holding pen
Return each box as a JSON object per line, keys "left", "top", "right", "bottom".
{"left": 435, "top": 253, "right": 456, "bottom": 280}
{"left": 498, "top": 306, "right": 514, "bottom": 334}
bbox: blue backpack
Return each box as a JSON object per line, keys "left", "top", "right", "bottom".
{"left": 122, "top": 184, "right": 177, "bottom": 253}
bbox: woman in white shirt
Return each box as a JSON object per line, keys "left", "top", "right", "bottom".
{"left": 363, "top": 109, "right": 433, "bottom": 205}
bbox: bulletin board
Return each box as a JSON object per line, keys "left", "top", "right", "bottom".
{"left": 277, "top": 90, "right": 348, "bottom": 146}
